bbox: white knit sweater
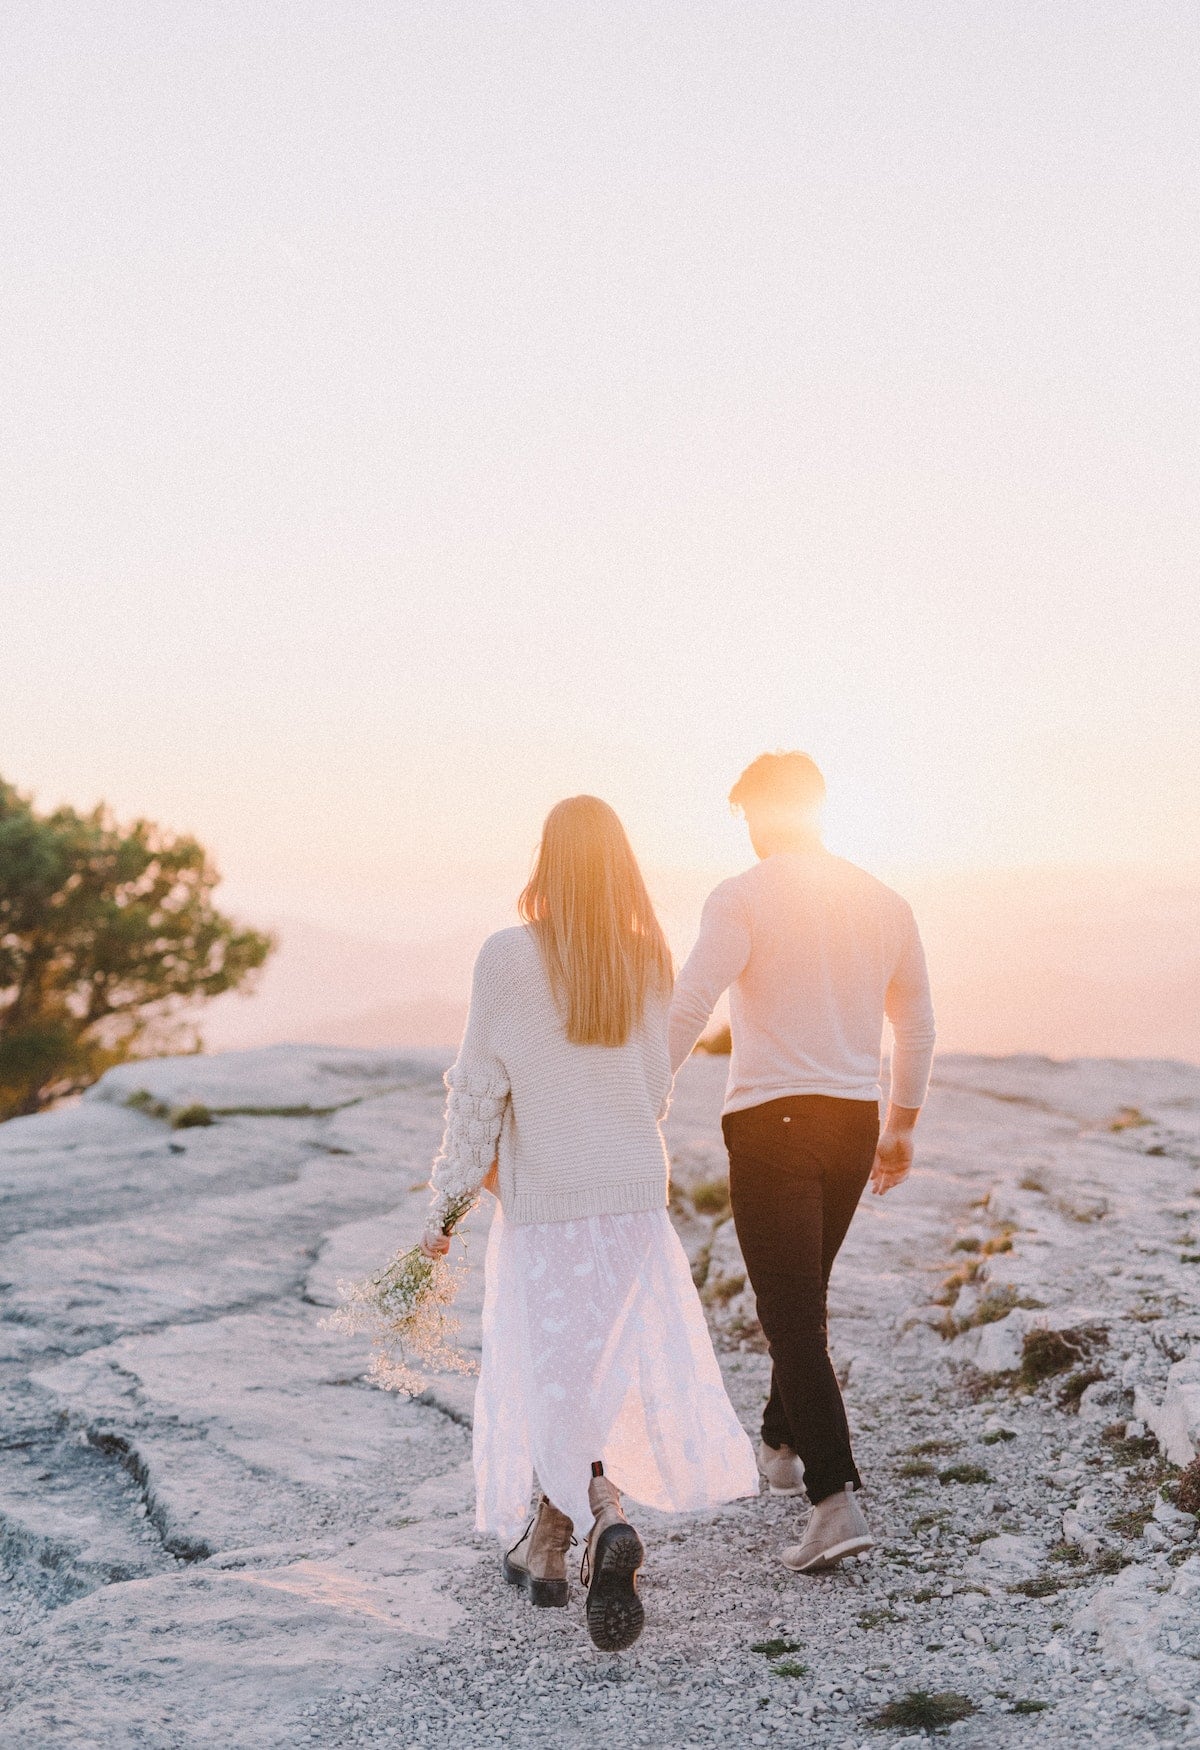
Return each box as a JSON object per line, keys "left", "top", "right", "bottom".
{"left": 428, "top": 926, "right": 673, "bottom": 1227}
{"left": 669, "top": 848, "right": 936, "bottom": 1114}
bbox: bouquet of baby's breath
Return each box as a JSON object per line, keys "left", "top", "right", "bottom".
{"left": 324, "top": 1190, "right": 477, "bottom": 1396}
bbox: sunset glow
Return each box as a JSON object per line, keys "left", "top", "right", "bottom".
{"left": 3, "top": 3, "right": 1197, "bottom": 1059}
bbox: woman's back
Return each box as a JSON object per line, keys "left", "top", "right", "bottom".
{"left": 435, "top": 925, "right": 672, "bottom": 1226}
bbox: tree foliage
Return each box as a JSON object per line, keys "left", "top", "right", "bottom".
{"left": 0, "top": 777, "right": 274, "bottom": 1120}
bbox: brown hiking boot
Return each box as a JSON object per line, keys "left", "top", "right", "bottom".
{"left": 502, "top": 1495, "right": 574, "bottom": 1607}
{"left": 781, "top": 1483, "right": 874, "bottom": 1573}
{"left": 582, "top": 1464, "right": 645, "bottom": 1651}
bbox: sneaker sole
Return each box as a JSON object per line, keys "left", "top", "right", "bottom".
{"left": 502, "top": 1554, "right": 569, "bottom": 1608}
{"left": 585, "top": 1523, "right": 645, "bottom": 1651}
{"left": 781, "top": 1533, "right": 875, "bottom": 1574}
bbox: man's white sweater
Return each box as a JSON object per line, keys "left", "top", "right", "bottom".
{"left": 429, "top": 926, "right": 672, "bottom": 1227}
{"left": 669, "top": 848, "right": 936, "bottom": 1114}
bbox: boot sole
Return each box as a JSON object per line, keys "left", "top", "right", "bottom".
{"left": 759, "top": 1476, "right": 804, "bottom": 1496}
{"left": 585, "top": 1523, "right": 645, "bottom": 1651}
{"left": 502, "top": 1554, "right": 569, "bottom": 1608}
{"left": 781, "top": 1533, "right": 875, "bottom": 1574}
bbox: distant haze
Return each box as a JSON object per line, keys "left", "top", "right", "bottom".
{"left": 202, "top": 864, "right": 1200, "bottom": 1063}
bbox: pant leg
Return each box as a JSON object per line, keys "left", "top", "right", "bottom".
{"left": 730, "top": 1150, "right": 821, "bottom": 1456}
{"left": 818, "top": 1101, "right": 880, "bottom": 1286}
{"left": 723, "top": 1096, "right": 877, "bottom": 1505}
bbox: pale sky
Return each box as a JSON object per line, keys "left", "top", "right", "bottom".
{"left": 3, "top": 3, "right": 1198, "bottom": 1043}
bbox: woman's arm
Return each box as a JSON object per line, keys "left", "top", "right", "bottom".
{"left": 425, "top": 939, "right": 511, "bottom": 1239}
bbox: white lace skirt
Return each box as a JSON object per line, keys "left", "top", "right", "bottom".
{"left": 473, "top": 1204, "right": 758, "bottom": 1542}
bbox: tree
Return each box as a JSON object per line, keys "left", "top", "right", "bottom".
{"left": 0, "top": 778, "right": 274, "bottom": 1120}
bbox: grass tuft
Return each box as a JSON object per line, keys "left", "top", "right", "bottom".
{"left": 1101, "top": 1426, "right": 1159, "bottom": 1467}
{"left": 1109, "top": 1504, "right": 1154, "bottom": 1540}
{"left": 899, "top": 1459, "right": 936, "bottom": 1478}
{"left": 1048, "top": 1540, "right": 1087, "bottom": 1565}
{"left": 1019, "top": 1324, "right": 1107, "bottom": 1387}
{"left": 172, "top": 1102, "right": 213, "bottom": 1129}
{"left": 1110, "top": 1106, "right": 1151, "bottom": 1131}
{"left": 771, "top": 1659, "right": 808, "bottom": 1679}
{"left": 750, "top": 1638, "right": 800, "bottom": 1657}
{"left": 1058, "top": 1366, "right": 1107, "bottom": 1410}
{"left": 939, "top": 1463, "right": 990, "bottom": 1486}
{"left": 1173, "top": 1456, "right": 1200, "bottom": 1518}
{"left": 691, "top": 1177, "right": 731, "bottom": 1215}
{"left": 870, "top": 1690, "right": 976, "bottom": 1732}
{"left": 701, "top": 1270, "right": 745, "bottom": 1307}
{"left": 982, "top": 1231, "right": 1015, "bottom": 1255}
{"left": 1009, "top": 1576, "right": 1060, "bottom": 1597}
{"left": 1013, "top": 1698, "right": 1051, "bottom": 1713}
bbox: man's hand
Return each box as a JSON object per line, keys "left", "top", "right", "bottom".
{"left": 870, "top": 1129, "right": 913, "bottom": 1195}
{"left": 869, "top": 1103, "right": 921, "bottom": 1196}
{"left": 419, "top": 1229, "right": 451, "bottom": 1260}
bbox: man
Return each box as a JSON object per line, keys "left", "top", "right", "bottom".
{"left": 669, "top": 752, "right": 935, "bottom": 1573}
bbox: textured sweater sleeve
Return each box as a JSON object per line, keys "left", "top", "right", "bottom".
{"left": 884, "top": 908, "right": 936, "bottom": 1109}
{"left": 667, "top": 883, "right": 753, "bottom": 1073}
{"left": 428, "top": 939, "right": 511, "bottom": 1229}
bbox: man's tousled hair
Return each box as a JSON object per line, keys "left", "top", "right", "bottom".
{"left": 728, "top": 751, "right": 826, "bottom": 816}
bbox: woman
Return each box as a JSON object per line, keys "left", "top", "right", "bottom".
{"left": 421, "top": 796, "right": 757, "bottom": 1651}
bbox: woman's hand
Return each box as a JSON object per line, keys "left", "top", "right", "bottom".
{"left": 419, "top": 1228, "right": 451, "bottom": 1261}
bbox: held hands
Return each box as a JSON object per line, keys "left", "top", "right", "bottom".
{"left": 870, "top": 1127, "right": 915, "bottom": 1196}
{"left": 419, "top": 1229, "right": 451, "bottom": 1261}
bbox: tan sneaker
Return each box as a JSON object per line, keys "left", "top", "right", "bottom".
{"left": 502, "top": 1495, "right": 574, "bottom": 1607}
{"left": 757, "top": 1439, "right": 805, "bottom": 1495}
{"left": 781, "top": 1484, "right": 874, "bottom": 1573}
{"left": 582, "top": 1465, "right": 645, "bottom": 1651}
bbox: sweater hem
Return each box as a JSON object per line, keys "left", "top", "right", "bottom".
{"left": 721, "top": 1081, "right": 883, "bottom": 1117}
{"left": 503, "top": 1178, "right": 668, "bottom": 1227}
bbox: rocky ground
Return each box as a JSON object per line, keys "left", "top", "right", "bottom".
{"left": 1, "top": 1045, "right": 1198, "bottom": 1748}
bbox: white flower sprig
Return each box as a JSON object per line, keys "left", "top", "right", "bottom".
{"left": 324, "top": 1189, "right": 478, "bottom": 1396}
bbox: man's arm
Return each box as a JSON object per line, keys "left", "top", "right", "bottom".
{"left": 667, "top": 885, "right": 752, "bottom": 1073}
{"left": 872, "top": 911, "right": 936, "bottom": 1196}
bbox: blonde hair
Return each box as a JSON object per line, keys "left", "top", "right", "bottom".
{"left": 518, "top": 796, "right": 673, "bottom": 1047}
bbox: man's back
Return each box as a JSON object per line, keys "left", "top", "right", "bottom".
{"left": 668, "top": 848, "right": 935, "bottom": 1114}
